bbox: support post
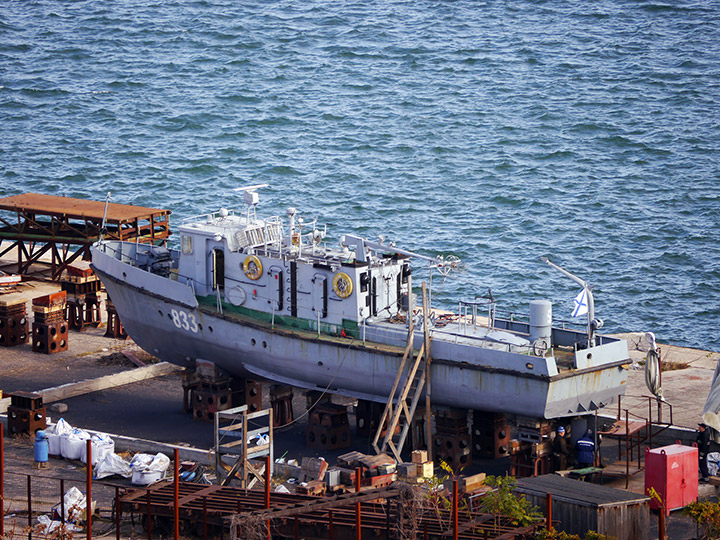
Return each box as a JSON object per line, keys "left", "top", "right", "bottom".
{"left": 203, "top": 497, "right": 208, "bottom": 540}
{"left": 86, "top": 440, "right": 92, "bottom": 540}
{"left": 27, "top": 475, "right": 32, "bottom": 540}
{"left": 174, "top": 448, "right": 180, "bottom": 540}
{"left": 546, "top": 493, "right": 552, "bottom": 531}
{"left": 146, "top": 490, "right": 152, "bottom": 540}
{"left": 422, "top": 282, "right": 432, "bottom": 461}
{"left": 0, "top": 423, "right": 3, "bottom": 539}
{"left": 60, "top": 479, "right": 65, "bottom": 526}
{"left": 355, "top": 467, "right": 362, "bottom": 540}
{"left": 452, "top": 479, "right": 458, "bottom": 540}
{"left": 115, "top": 486, "right": 120, "bottom": 540}
{"left": 265, "top": 455, "right": 271, "bottom": 540}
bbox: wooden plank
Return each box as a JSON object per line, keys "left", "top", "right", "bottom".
{"left": 40, "top": 362, "right": 183, "bottom": 403}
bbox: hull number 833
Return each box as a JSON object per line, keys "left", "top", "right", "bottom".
{"left": 171, "top": 308, "right": 199, "bottom": 333}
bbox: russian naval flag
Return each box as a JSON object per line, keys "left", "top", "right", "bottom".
{"left": 572, "top": 288, "right": 588, "bottom": 317}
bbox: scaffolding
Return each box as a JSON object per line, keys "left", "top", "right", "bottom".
{"left": 0, "top": 193, "right": 170, "bottom": 280}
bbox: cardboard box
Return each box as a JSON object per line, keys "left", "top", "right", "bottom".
{"left": 419, "top": 461, "right": 434, "bottom": 478}
{"left": 411, "top": 450, "right": 427, "bottom": 464}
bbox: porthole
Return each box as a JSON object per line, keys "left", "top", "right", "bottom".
{"left": 251, "top": 338, "right": 256, "bottom": 346}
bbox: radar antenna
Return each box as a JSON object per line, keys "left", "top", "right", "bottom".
{"left": 232, "top": 183, "right": 269, "bottom": 222}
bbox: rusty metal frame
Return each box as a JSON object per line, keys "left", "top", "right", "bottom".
{"left": 117, "top": 480, "right": 540, "bottom": 540}
{"left": 0, "top": 194, "right": 170, "bottom": 280}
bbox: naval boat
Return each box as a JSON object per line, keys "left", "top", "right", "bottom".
{"left": 90, "top": 185, "right": 629, "bottom": 419}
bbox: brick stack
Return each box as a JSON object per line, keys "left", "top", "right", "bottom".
{"left": 61, "top": 264, "right": 102, "bottom": 331}
{"left": 32, "top": 291, "right": 68, "bottom": 354}
{"left": 104, "top": 297, "right": 128, "bottom": 339}
{"left": 433, "top": 409, "right": 472, "bottom": 468}
{"left": 307, "top": 402, "right": 351, "bottom": 450}
{"left": 7, "top": 391, "right": 46, "bottom": 436}
{"left": 472, "top": 411, "right": 511, "bottom": 459}
{"left": 0, "top": 297, "right": 29, "bottom": 347}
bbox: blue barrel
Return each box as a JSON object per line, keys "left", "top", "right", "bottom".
{"left": 34, "top": 430, "right": 49, "bottom": 463}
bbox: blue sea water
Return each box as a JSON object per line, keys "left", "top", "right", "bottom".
{"left": 1, "top": 0, "right": 718, "bottom": 350}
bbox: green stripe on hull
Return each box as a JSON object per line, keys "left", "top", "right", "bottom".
{"left": 196, "top": 295, "right": 361, "bottom": 338}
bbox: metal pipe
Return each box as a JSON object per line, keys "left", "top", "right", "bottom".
{"left": 355, "top": 467, "right": 361, "bottom": 540}
{"left": 86, "top": 439, "right": 92, "bottom": 540}
{"left": 540, "top": 257, "right": 596, "bottom": 345}
{"left": 174, "top": 448, "right": 180, "bottom": 540}
{"left": 329, "top": 510, "right": 334, "bottom": 540}
{"left": 27, "top": 475, "right": 32, "bottom": 540}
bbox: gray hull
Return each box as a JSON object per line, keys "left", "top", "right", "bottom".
{"left": 94, "top": 256, "right": 628, "bottom": 419}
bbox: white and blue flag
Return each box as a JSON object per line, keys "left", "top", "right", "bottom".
{"left": 572, "top": 288, "right": 588, "bottom": 317}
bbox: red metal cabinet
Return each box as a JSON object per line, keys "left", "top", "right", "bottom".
{"left": 645, "top": 444, "right": 698, "bottom": 515}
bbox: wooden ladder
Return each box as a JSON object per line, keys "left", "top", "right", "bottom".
{"left": 372, "top": 280, "right": 432, "bottom": 463}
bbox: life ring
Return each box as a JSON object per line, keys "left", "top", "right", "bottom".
{"left": 243, "top": 255, "right": 263, "bottom": 280}
{"left": 333, "top": 272, "right": 353, "bottom": 299}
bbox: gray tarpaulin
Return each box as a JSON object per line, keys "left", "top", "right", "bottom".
{"left": 703, "top": 358, "right": 720, "bottom": 440}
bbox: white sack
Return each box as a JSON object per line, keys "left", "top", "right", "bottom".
{"left": 94, "top": 452, "right": 132, "bottom": 479}
{"left": 80, "top": 433, "right": 115, "bottom": 465}
{"left": 60, "top": 429, "right": 90, "bottom": 461}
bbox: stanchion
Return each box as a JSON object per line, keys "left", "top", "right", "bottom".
{"left": 86, "top": 439, "right": 92, "bottom": 540}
